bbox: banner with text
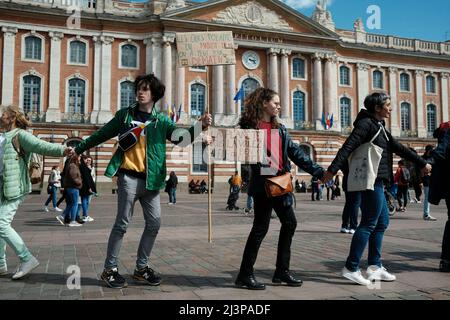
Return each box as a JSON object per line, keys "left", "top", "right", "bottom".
{"left": 176, "top": 31, "right": 236, "bottom": 67}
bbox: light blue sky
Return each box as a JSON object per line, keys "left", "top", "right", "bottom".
{"left": 130, "top": 0, "right": 450, "bottom": 42}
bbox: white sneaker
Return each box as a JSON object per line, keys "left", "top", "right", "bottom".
{"left": 423, "top": 215, "right": 437, "bottom": 221}
{"left": 43, "top": 206, "right": 49, "bottom": 212}
{"left": 82, "top": 216, "right": 94, "bottom": 222}
{"left": 0, "top": 265, "right": 7, "bottom": 276}
{"left": 12, "top": 256, "right": 39, "bottom": 280}
{"left": 340, "top": 228, "right": 349, "bottom": 234}
{"left": 67, "top": 221, "right": 82, "bottom": 227}
{"left": 56, "top": 215, "right": 65, "bottom": 226}
{"left": 55, "top": 207, "right": 63, "bottom": 212}
{"left": 342, "top": 267, "right": 371, "bottom": 286}
{"left": 349, "top": 229, "right": 356, "bottom": 234}
{"left": 366, "top": 265, "right": 396, "bottom": 282}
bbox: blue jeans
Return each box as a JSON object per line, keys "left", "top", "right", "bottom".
{"left": 64, "top": 188, "right": 79, "bottom": 222}
{"left": 341, "top": 191, "right": 361, "bottom": 230}
{"left": 423, "top": 186, "right": 430, "bottom": 217}
{"left": 80, "top": 195, "right": 90, "bottom": 217}
{"left": 246, "top": 195, "right": 253, "bottom": 210}
{"left": 44, "top": 185, "right": 58, "bottom": 208}
{"left": 345, "top": 181, "right": 389, "bottom": 272}
{"left": 168, "top": 187, "right": 176, "bottom": 204}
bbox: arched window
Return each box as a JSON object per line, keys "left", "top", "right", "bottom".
{"left": 25, "top": 36, "right": 42, "bottom": 60}
{"left": 426, "top": 76, "right": 436, "bottom": 93}
{"left": 70, "top": 41, "right": 86, "bottom": 64}
{"left": 340, "top": 97, "right": 351, "bottom": 129}
{"left": 293, "top": 90, "right": 305, "bottom": 128}
{"left": 339, "top": 66, "right": 350, "bottom": 86}
{"left": 427, "top": 104, "right": 437, "bottom": 134}
{"left": 68, "top": 78, "right": 85, "bottom": 116}
{"left": 121, "top": 44, "right": 137, "bottom": 68}
{"left": 23, "top": 75, "right": 41, "bottom": 114}
{"left": 400, "top": 102, "right": 411, "bottom": 131}
{"left": 190, "top": 83, "right": 205, "bottom": 117}
{"left": 120, "top": 81, "right": 135, "bottom": 109}
{"left": 292, "top": 58, "right": 305, "bottom": 79}
{"left": 400, "top": 73, "right": 410, "bottom": 91}
{"left": 373, "top": 70, "right": 383, "bottom": 89}
{"left": 241, "top": 78, "right": 260, "bottom": 111}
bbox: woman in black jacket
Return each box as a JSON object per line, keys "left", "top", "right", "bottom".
{"left": 79, "top": 155, "right": 97, "bottom": 222}
{"left": 234, "top": 88, "right": 325, "bottom": 290}
{"left": 323, "top": 92, "right": 431, "bottom": 285}
{"left": 429, "top": 122, "right": 450, "bottom": 272}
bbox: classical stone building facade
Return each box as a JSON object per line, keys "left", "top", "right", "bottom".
{"left": 1, "top": 0, "right": 449, "bottom": 186}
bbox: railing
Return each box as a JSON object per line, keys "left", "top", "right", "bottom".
{"left": 61, "top": 112, "right": 90, "bottom": 124}
{"left": 366, "top": 34, "right": 388, "bottom": 47}
{"left": 400, "top": 130, "right": 418, "bottom": 138}
{"left": 26, "top": 112, "right": 46, "bottom": 123}
{"left": 359, "top": 33, "right": 450, "bottom": 55}
{"left": 293, "top": 121, "right": 315, "bottom": 131}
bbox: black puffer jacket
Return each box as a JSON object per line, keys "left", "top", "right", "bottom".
{"left": 242, "top": 124, "right": 325, "bottom": 195}
{"left": 328, "top": 109, "right": 427, "bottom": 188}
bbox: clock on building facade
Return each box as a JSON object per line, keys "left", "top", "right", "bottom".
{"left": 242, "top": 50, "right": 260, "bottom": 70}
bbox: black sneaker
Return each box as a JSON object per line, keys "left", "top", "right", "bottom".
{"left": 76, "top": 217, "right": 85, "bottom": 224}
{"left": 101, "top": 268, "right": 128, "bottom": 289}
{"left": 133, "top": 266, "right": 162, "bottom": 286}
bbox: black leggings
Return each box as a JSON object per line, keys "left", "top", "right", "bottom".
{"left": 441, "top": 197, "right": 450, "bottom": 261}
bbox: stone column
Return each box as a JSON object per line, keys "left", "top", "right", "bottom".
{"left": 46, "top": 31, "right": 64, "bottom": 122}
{"left": 1, "top": 27, "right": 18, "bottom": 106}
{"left": 279, "top": 49, "right": 291, "bottom": 122}
{"left": 175, "top": 64, "right": 185, "bottom": 119}
{"left": 212, "top": 65, "right": 224, "bottom": 120}
{"left": 388, "top": 67, "right": 400, "bottom": 136}
{"left": 312, "top": 53, "right": 324, "bottom": 130}
{"left": 226, "top": 64, "right": 236, "bottom": 116}
{"left": 143, "top": 37, "right": 153, "bottom": 74}
{"left": 357, "top": 63, "right": 370, "bottom": 109}
{"left": 151, "top": 36, "right": 163, "bottom": 78}
{"left": 90, "top": 36, "right": 102, "bottom": 123}
{"left": 441, "top": 73, "right": 449, "bottom": 123}
{"left": 415, "top": 70, "right": 426, "bottom": 138}
{"left": 97, "top": 36, "right": 114, "bottom": 124}
{"left": 268, "top": 48, "right": 280, "bottom": 93}
{"left": 161, "top": 34, "right": 175, "bottom": 112}
{"left": 324, "top": 53, "right": 339, "bottom": 131}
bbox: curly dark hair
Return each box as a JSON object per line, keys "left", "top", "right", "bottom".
{"left": 134, "top": 74, "right": 165, "bottom": 103}
{"left": 238, "top": 87, "right": 280, "bottom": 129}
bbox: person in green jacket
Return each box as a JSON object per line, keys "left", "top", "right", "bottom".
{"left": 0, "top": 105, "right": 73, "bottom": 280}
{"left": 74, "top": 74, "right": 212, "bottom": 289}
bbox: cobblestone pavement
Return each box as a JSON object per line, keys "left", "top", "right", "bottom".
{"left": 1, "top": 189, "right": 449, "bottom": 300}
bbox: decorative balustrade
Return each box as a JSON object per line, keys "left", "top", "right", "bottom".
{"left": 293, "top": 121, "right": 315, "bottom": 131}
{"left": 362, "top": 32, "right": 450, "bottom": 55}
{"left": 61, "top": 112, "right": 91, "bottom": 124}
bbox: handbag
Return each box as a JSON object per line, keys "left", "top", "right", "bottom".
{"left": 347, "top": 126, "right": 388, "bottom": 192}
{"left": 264, "top": 172, "right": 293, "bottom": 198}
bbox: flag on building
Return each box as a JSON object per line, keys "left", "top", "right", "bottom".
{"left": 233, "top": 85, "right": 244, "bottom": 102}
{"left": 322, "top": 112, "right": 334, "bottom": 130}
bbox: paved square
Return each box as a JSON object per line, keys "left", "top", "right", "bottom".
{"left": 1, "top": 188, "right": 449, "bottom": 300}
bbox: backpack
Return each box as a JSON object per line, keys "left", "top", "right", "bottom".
{"left": 11, "top": 134, "right": 42, "bottom": 185}
{"left": 400, "top": 167, "right": 410, "bottom": 185}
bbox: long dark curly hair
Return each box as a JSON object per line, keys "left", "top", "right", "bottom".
{"left": 238, "top": 87, "right": 280, "bottom": 129}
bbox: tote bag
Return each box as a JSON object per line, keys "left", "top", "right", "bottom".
{"left": 347, "top": 126, "right": 387, "bottom": 192}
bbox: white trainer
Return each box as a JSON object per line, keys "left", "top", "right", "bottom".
{"left": 67, "top": 221, "right": 82, "bottom": 227}
{"left": 366, "top": 265, "right": 396, "bottom": 282}
{"left": 340, "top": 228, "right": 350, "bottom": 234}
{"left": 0, "top": 265, "right": 7, "bottom": 276}
{"left": 349, "top": 229, "right": 356, "bottom": 234}
{"left": 55, "top": 207, "right": 63, "bottom": 212}
{"left": 342, "top": 267, "right": 371, "bottom": 286}
{"left": 85, "top": 216, "right": 94, "bottom": 222}
{"left": 12, "top": 256, "right": 39, "bottom": 280}
{"left": 43, "top": 206, "right": 49, "bottom": 212}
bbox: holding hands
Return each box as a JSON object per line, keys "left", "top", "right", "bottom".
{"left": 200, "top": 113, "right": 212, "bottom": 130}
{"left": 321, "top": 170, "right": 335, "bottom": 185}
{"left": 63, "top": 147, "right": 75, "bottom": 157}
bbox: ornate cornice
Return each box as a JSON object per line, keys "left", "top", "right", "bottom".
{"left": 49, "top": 31, "right": 64, "bottom": 41}
{"left": 356, "top": 63, "right": 370, "bottom": 71}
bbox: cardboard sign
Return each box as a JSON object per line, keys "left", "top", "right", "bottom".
{"left": 176, "top": 31, "right": 236, "bottom": 67}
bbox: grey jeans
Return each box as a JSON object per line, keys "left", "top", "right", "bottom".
{"left": 104, "top": 172, "right": 161, "bottom": 270}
